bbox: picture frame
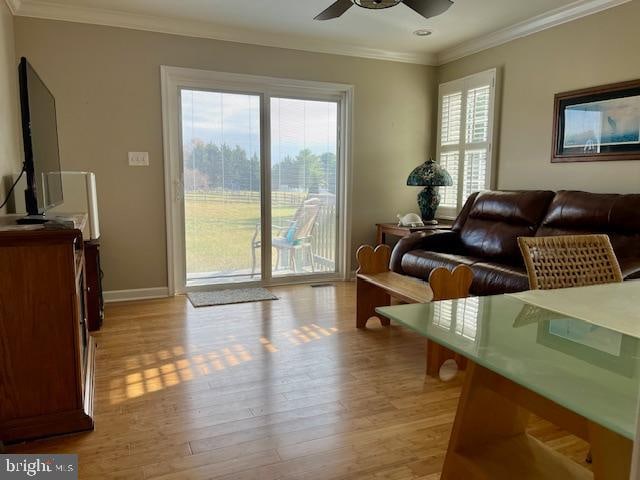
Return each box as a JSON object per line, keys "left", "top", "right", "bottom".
{"left": 552, "top": 79, "right": 640, "bottom": 163}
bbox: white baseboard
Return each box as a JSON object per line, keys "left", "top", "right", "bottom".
{"left": 103, "top": 287, "right": 170, "bottom": 303}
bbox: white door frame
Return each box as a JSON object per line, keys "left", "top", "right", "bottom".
{"left": 160, "top": 66, "right": 354, "bottom": 295}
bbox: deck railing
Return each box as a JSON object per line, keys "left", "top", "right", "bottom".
{"left": 308, "top": 194, "right": 337, "bottom": 273}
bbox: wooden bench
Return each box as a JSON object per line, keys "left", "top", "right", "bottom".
{"left": 356, "top": 244, "right": 471, "bottom": 377}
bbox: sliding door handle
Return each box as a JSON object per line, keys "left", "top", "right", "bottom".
{"left": 174, "top": 178, "right": 184, "bottom": 202}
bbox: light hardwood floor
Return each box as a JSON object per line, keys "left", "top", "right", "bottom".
{"left": 9, "top": 283, "right": 589, "bottom": 479}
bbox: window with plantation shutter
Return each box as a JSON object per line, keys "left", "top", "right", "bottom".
{"left": 436, "top": 69, "right": 497, "bottom": 217}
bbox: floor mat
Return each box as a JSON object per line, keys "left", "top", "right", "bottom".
{"left": 187, "top": 287, "right": 278, "bottom": 307}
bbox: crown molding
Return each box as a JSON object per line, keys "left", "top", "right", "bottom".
{"left": 9, "top": 0, "right": 628, "bottom": 67}
{"left": 4, "top": 0, "right": 21, "bottom": 14}
{"left": 437, "top": 0, "right": 631, "bottom": 65}
{"left": 12, "top": 0, "right": 437, "bottom": 65}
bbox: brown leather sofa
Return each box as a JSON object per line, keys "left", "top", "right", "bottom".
{"left": 390, "top": 190, "right": 640, "bottom": 296}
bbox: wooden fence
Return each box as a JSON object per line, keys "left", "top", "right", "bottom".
{"left": 185, "top": 190, "right": 307, "bottom": 207}
{"left": 185, "top": 190, "right": 337, "bottom": 273}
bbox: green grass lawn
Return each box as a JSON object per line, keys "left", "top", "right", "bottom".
{"left": 185, "top": 197, "right": 297, "bottom": 276}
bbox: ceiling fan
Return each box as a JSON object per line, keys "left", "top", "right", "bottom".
{"left": 314, "top": 0, "right": 454, "bottom": 21}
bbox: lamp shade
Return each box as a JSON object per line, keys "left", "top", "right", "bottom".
{"left": 406, "top": 159, "right": 453, "bottom": 187}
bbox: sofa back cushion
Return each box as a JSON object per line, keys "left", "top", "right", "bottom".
{"left": 537, "top": 191, "right": 640, "bottom": 265}
{"left": 458, "top": 190, "right": 556, "bottom": 263}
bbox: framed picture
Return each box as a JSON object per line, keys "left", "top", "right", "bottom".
{"left": 552, "top": 79, "right": 640, "bottom": 162}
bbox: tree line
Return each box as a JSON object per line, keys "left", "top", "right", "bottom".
{"left": 183, "top": 141, "right": 337, "bottom": 194}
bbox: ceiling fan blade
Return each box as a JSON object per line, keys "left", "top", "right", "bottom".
{"left": 315, "top": 0, "right": 353, "bottom": 20}
{"left": 403, "top": 0, "right": 453, "bottom": 18}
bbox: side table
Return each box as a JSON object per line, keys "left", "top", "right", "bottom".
{"left": 376, "top": 220, "right": 453, "bottom": 245}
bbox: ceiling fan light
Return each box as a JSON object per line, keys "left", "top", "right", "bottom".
{"left": 315, "top": 0, "right": 453, "bottom": 21}
{"left": 353, "top": 0, "right": 402, "bottom": 10}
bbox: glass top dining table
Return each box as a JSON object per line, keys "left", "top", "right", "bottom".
{"left": 376, "top": 284, "right": 640, "bottom": 440}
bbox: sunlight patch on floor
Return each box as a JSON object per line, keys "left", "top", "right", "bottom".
{"left": 107, "top": 322, "right": 340, "bottom": 404}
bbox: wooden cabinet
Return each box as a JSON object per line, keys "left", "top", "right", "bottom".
{"left": 0, "top": 224, "right": 95, "bottom": 443}
{"left": 84, "top": 240, "right": 104, "bottom": 332}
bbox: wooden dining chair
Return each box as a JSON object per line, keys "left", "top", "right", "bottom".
{"left": 426, "top": 265, "right": 474, "bottom": 378}
{"left": 517, "top": 234, "right": 623, "bottom": 290}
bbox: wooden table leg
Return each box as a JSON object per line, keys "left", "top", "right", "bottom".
{"left": 442, "top": 362, "right": 530, "bottom": 480}
{"left": 356, "top": 278, "right": 390, "bottom": 328}
{"left": 441, "top": 361, "right": 628, "bottom": 480}
{"left": 588, "top": 422, "right": 633, "bottom": 480}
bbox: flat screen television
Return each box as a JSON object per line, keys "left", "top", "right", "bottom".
{"left": 18, "top": 57, "right": 63, "bottom": 221}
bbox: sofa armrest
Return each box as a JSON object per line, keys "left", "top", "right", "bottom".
{"left": 620, "top": 258, "right": 640, "bottom": 281}
{"left": 390, "top": 230, "right": 462, "bottom": 274}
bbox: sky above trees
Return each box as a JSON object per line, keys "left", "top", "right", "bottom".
{"left": 181, "top": 90, "right": 337, "bottom": 161}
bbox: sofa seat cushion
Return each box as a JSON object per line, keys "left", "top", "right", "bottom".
{"left": 400, "top": 250, "right": 529, "bottom": 296}
{"left": 471, "top": 262, "right": 529, "bottom": 296}
{"left": 401, "top": 251, "right": 482, "bottom": 281}
{"left": 622, "top": 258, "right": 640, "bottom": 280}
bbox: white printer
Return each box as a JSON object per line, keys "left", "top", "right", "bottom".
{"left": 13, "top": 171, "right": 100, "bottom": 240}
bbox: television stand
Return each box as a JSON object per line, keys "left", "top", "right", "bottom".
{"left": 16, "top": 215, "right": 78, "bottom": 230}
{"left": 0, "top": 219, "right": 95, "bottom": 442}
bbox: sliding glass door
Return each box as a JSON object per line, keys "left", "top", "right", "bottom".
{"left": 181, "top": 89, "right": 262, "bottom": 284}
{"left": 270, "top": 97, "right": 339, "bottom": 278}
{"left": 163, "top": 67, "right": 351, "bottom": 293}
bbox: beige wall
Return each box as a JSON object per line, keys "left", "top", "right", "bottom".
{"left": 438, "top": 1, "right": 640, "bottom": 193}
{"left": 0, "top": 1, "right": 21, "bottom": 213}
{"left": 14, "top": 17, "right": 436, "bottom": 291}
{"left": 12, "top": 2, "right": 640, "bottom": 292}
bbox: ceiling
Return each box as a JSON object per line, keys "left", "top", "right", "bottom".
{"left": 7, "top": 0, "right": 629, "bottom": 64}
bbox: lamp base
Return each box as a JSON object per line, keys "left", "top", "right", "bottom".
{"left": 417, "top": 186, "right": 441, "bottom": 222}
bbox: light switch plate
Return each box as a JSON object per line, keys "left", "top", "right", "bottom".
{"left": 128, "top": 152, "right": 149, "bottom": 167}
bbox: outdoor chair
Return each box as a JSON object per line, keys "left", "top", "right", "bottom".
{"left": 251, "top": 199, "right": 321, "bottom": 276}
